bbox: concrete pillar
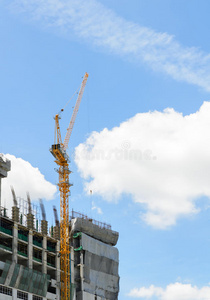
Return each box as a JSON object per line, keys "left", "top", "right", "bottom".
{"left": 13, "top": 222, "right": 18, "bottom": 263}
{"left": 4, "top": 262, "right": 16, "bottom": 286}
{"left": 41, "top": 220, "right": 48, "bottom": 236}
{"left": 27, "top": 213, "right": 34, "bottom": 230}
{"left": 28, "top": 230, "right": 33, "bottom": 269}
{"left": 28, "top": 294, "right": 32, "bottom": 300}
{"left": 42, "top": 236, "right": 47, "bottom": 274}
{"left": 12, "top": 288, "right": 17, "bottom": 300}
{"left": 70, "top": 246, "right": 76, "bottom": 300}
{"left": 80, "top": 251, "right": 84, "bottom": 299}
{"left": 15, "top": 265, "right": 23, "bottom": 287}
{"left": 56, "top": 240, "right": 60, "bottom": 300}
{"left": 12, "top": 207, "right": 19, "bottom": 223}
{"left": 53, "top": 225, "right": 60, "bottom": 240}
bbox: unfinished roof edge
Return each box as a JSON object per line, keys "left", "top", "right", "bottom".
{"left": 0, "top": 154, "right": 11, "bottom": 178}
{"left": 70, "top": 217, "right": 119, "bottom": 246}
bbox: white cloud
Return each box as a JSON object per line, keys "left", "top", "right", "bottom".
{"left": 128, "top": 282, "right": 210, "bottom": 300}
{"left": 6, "top": 0, "right": 210, "bottom": 91}
{"left": 91, "top": 201, "right": 103, "bottom": 214}
{"left": 1, "top": 154, "right": 57, "bottom": 212}
{"left": 75, "top": 102, "right": 210, "bottom": 229}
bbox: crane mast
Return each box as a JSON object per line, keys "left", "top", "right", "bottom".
{"left": 50, "top": 73, "right": 88, "bottom": 300}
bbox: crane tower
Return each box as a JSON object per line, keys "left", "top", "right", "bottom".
{"left": 50, "top": 73, "right": 88, "bottom": 300}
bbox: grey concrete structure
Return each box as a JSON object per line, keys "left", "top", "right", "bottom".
{"left": 0, "top": 211, "right": 60, "bottom": 300}
{"left": 0, "top": 156, "right": 119, "bottom": 300}
{"left": 0, "top": 154, "right": 11, "bottom": 208}
{"left": 0, "top": 152, "right": 60, "bottom": 300}
{"left": 70, "top": 214, "right": 120, "bottom": 300}
{"left": 71, "top": 217, "right": 119, "bottom": 246}
{"left": 0, "top": 209, "right": 119, "bottom": 300}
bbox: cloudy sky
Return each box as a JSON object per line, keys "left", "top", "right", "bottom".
{"left": 1, "top": 1, "right": 210, "bottom": 299}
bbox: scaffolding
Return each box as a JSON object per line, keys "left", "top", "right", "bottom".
{"left": 17, "top": 197, "right": 41, "bottom": 230}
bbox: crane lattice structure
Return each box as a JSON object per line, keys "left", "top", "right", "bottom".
{"left": 50, "top": 73, "right": 88, "bottom": 300}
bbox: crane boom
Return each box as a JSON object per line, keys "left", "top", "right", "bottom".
{"left": 54, "top": 114, "right": 63, "bottom": 146}
{"left": 50, "top": 73, "right": 88, "bottom": 300}
{"left": 63, "top": 72, "right": 88, "bottom": 150}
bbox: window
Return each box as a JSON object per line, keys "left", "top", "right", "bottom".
{"left": 47, "top": 285, "right": 56, "bottom": 294}
{"left": 17, "top": 290, "right": 28, "bottom": 300}
{"left": 33, "top": 296, "right": 43, "bottom": 300}
{"left": 0, "top": 284, "right": 12, "bottom": 296}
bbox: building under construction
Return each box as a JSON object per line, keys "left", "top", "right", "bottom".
{"left": 0, "top": 154, "right": 120, "bottom": 300}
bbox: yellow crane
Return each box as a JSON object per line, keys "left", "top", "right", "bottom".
{"left": 50, "top": 72, "right": 88, "bottom": 300}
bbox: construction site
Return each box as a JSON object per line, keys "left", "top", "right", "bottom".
{"left": 0, "top": 73, "right": 120, "bottom": 300}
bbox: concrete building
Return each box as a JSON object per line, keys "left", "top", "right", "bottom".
{"left": 0, "top": 155, "right": 60, "bottom": 300}
{"left": 0, "top": 209, "right": 60, "bottom": 300}
{"left": 70, "top": 212, "right": 119, "bottom": 300}
{"left": 0, "top": 154, "right": 11, "bottom": 208}
{"left": 0, "top": 155, "right": 119, "bottom": 300}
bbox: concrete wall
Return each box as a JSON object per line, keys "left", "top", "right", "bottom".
{"left": 71, "top": 218, "right": 119, "bottom": 246}
{"left": 0, "top": 214, "right": 60, "bottom": 300}
{"left": 73, "top": 223, "right": 119, "bottom": 300}
{"left": 0, "top": 294, "right": 12, "bottom": 300}
{"left": 77, "top": 291, "right": 104, "bottom": 300}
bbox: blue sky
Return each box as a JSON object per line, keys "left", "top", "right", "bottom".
{"left": 1, "top": 1, "right": 210, "bottom": 299}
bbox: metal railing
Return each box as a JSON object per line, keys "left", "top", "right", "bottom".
{"left": 71, "top": 210, "right": 111, "bottom": 230}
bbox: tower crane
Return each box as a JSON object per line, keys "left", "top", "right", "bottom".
{"left": 50, "top": 72, "right": 88, "bottom": 300}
